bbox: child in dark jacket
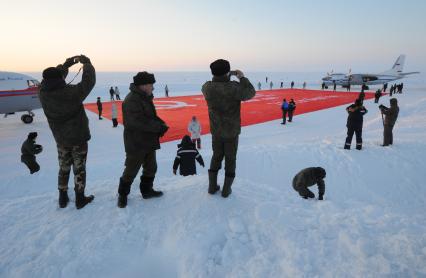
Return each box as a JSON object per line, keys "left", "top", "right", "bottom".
{"left": 173, "top": 135, "right": 205, "bottom": 176}
{"left": 21, "top": 132, "right": 43, "bottom": 174}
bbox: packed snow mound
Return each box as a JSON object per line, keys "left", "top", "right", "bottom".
{"left": 1, "top": 89, "right": 426, "bottom": 277}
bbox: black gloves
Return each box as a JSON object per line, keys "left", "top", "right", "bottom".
{"left": 78, "top": 55, "right": 91, "bottom": 64}
{"left": 159, "top": 125, "right": 169, "bottom": 137}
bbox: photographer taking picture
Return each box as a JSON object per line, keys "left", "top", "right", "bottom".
{"left": 379, "top": 98, "right": 399, "bottom": 146}
{"left": 202, "top": 59, "right": 256, "bottom": 198}
{"left": 39, "top": 55, "right": 96, "bottom": 209}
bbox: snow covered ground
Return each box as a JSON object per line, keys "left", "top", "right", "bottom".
{"left": 1, "top": 87, "right": 426, "bottom": 277}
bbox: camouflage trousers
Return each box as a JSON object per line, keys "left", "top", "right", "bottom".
{"left": 57, "top": 143, "right": 88, "bottom": 192}
{"left": 209, "top": 136, "right": 238, "bottom": 176}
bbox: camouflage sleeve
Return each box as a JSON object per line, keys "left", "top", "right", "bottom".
{"left": 123, "top": 101, "right": 164, "bottom": 133}
{"left": 235, "top": 77, "right": 256, "bottom": 101}
{"left": 76, "top": 63, "right": 96, "bottom": 102}
{"left": 56, "top": 64, "right": 69, "bottom": 79}
{"left": 317, "top": 179, "right": 325, "bottom": 196}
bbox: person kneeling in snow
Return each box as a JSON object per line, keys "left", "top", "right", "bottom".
{"left": 173, "top": 135, "right": 205, "bottom": 176}
{"left": 21, "top": 132, "right": 43, "bottom": 174}
{"left": 292, "top": 167, "right": 326, "bottom": 200}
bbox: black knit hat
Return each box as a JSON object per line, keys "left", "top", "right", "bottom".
{"left": 210, "top": 59, "right": 230, "bottom": 76}
{"left": 133, "top": 72, "right": 156, "bottom": 86}
{"left": 28, "top": 132, "right": 38, "bottom": 140}
{"left": 42, "top": 67, "right": 63, "bottom": 80}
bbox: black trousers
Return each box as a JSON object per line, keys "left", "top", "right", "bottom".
{"left": 112, "top": 118, "right": 118, "bottom": 127}
{"left": 282, "top": 110, "right": 288, "bottom": 124}
{"left": 345, "top": 126, "right": 362, "bottom": 149}
{"left": 98, "top": 109, "right": 102, "bottom": 119}
{"left": 288, "top": 110, "right": 294, "bottom": 122}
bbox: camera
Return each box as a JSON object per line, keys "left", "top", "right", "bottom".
{"left": 229, "top": 70, "right": 237, "bottom": 76}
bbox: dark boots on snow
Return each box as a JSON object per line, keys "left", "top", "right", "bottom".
{"left": 221, "top": 175, "right": 235, "bottom": 198}
{"left": 140, "top": 176, "right": 163, "bottom": 199}
{"left": 117, "top": 178, "right": 132, "bottom": 208}
{"left": 208, "top": 170, "right": 220, "bottom": 194}
{"left": 75, "top": 190, "right": 94, "bottom": 209}
{"left": 302, "top": 190, "right": 315, "bottom": 199}
{"left": 58, "top": 189, "right": 69, "bottom": 208}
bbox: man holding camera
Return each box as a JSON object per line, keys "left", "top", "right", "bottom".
{"left": 39, "top": 55, "right": 96, "bottom": 209}
{"left": 379, "top": 98, "right": 399, "bottom": 146}
{"left": 117, "top": 72, "right": 169, "bottom": 208}
{"left": 202, "top": 59, "right": 256, "bottom": 198}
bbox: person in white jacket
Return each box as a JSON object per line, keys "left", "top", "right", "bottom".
{"left": 114, "top": 86, "right": 121, "bottom": 100}
{"left": 111, "top": 101, "right": 118, "bottom": 127}
{"left": 188, "top": 116, "right": 201, "bottom": 149}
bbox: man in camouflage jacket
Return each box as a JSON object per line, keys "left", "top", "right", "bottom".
{"left": 39, "top": 55, "right": 95, "bottom": 209}
{"left": 202, "top": 59, "right": 256, "bottom": 198}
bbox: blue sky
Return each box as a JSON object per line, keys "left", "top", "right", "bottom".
{"left": 1, "top": 0, "right": 425, "bottom": 72}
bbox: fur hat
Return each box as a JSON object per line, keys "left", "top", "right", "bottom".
{"left": 390, "top": 98, "right": 398, "bottom": 105}
{"left": 133, "top": 72, "right": 156, "bottom": 86}
{"left": 210, "top": 59, "right": 230, "bottom": 76}
{"left": 42, "top": 67, "right": 63, "bottom": 80}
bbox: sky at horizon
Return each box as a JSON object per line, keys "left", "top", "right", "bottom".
{"left": 1, "top": 0, "right": 426, "bottom": 73}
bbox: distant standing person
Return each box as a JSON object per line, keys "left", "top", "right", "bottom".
{"left": 173, "top": 135, "right": 205, "bottom": 176}
{"left": 202, "top": 59, "right": 256, "bottom": 197}
{"left": 347, "top": 83, "right": 351, "bottom": 92}
{"left": 280, "top": 81, "right": 283, "bottom": 88}
{"left": 21, "top": 132, "right": 42, "bottom": 174}
{"left": 383, "top": 83, "right": 388, "bottom": 93}
{"left": 111, "top": 101, "right": 118, "bottom": 127}
{"left": 292, "top": 167, "right": 326, "bottom": 200}
{"left": 39, "top": 55, "right": 96, "bottom": 209}
{"left": 321, "top": 82, "right": 325, "bottom": 90}
{"left": 114, "top": 86, "right": 121, "bottom": 100}
{"left": 96, "top": 97, "right": 103, "bottom": 120}
{"left": 358, "top": 91, "right": 365, "bottom": 105}
{"left": 302, "top": 81, "right": 306, "bottom": 89}
{"left": 291, "top": 81, "right": 295, "bottom": 89}
{"left": 288, "top": 98, "right": 296, "bottom": 122}
{"left": 344, "top": 99, "right": 367, "bottom": 150}
{"left": 165, "top": 85, "right": 169, "bottom": 97}
{"left": 266, "top": 76, "right": 268, "bottom": 83}
{"left": 109, "top": 86, "right": 115, "bottom": 100}
{"left": 379, "top": 98, "right": 399, "bottom": 147}
{"left": 374, "top": 89, "right": 382, "bottom": 103}
{"left": 188, "top": 116, "right": 202, "bottom": 149}
{"left": 333, "top": 81, "right": 336, "bottom": 91}
{"left": 257, "top": 81, "right": 261, "bottom": 90}
{"left": 269, "top": 81, "right": 273, "bottom": 90}
{"left": 117, "top": 71, "right": 169, "bottom": 208}
{"left": 281, "top": 98, "right": 289, "bottom": 125}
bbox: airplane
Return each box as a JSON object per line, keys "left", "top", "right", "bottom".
{"left": 322, "top": 55, "right": 420, "bottom": 88}
{"left": 0, "top": 71, "right": 41, "bottom": 124}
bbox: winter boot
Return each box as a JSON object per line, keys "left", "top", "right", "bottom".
{"left": 208, "top": 170, "right": 220, "bottom": 194}
{"left": 75, "top": 190, "right": 94, "bottom": 209}
{"left": 117, "top": 178, "right": 131, "bottom": 208}
{"left": 58, "top": 189, "right": 69, "bottom": 208}
{"left": 356, "top": 144, "right": 362, "bottom": 150}
{"left": 221, "top": 175, "right": 235, "bottom": 198}
{"left": 302, "top": 190, "right": 315, "bottom": 199}
{"left": 140, "top": 176, "right": 163, "bottom": 199}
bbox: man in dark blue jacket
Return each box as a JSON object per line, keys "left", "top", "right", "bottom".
{"left": 281, "top": 98, "right": 289, "bottom": 125}
{"left": 344, "top": 99, "right": 368, "bottom": 150}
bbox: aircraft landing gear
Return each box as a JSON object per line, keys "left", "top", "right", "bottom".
{"left": 21, "top": 111, "right": 35, "bottom": 124}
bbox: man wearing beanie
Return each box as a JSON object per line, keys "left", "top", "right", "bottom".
{"left": 117, "top": 71, "right": 169, "bottom": 208}
{"left": 379, "top": 98, "right": 399, "bottom": 146}
{"left": 39, "top": 55, "right": 96, "bottom": 209}
{"left": 202, "top": 59, "right": 256, "bottom": 198}
{"left": 292, "top": 167, "right": 326, "bottom": 200}
{"left": 21, "top": 132, "right": 43, "bottom": 174}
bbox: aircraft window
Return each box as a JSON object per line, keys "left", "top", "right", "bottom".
{"left": 27, "top": 80, "right": 39, "bottom": 87}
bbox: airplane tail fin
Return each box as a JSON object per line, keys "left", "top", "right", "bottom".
{"left": 380, "top": 55, "right": 405, "bottom": 75}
